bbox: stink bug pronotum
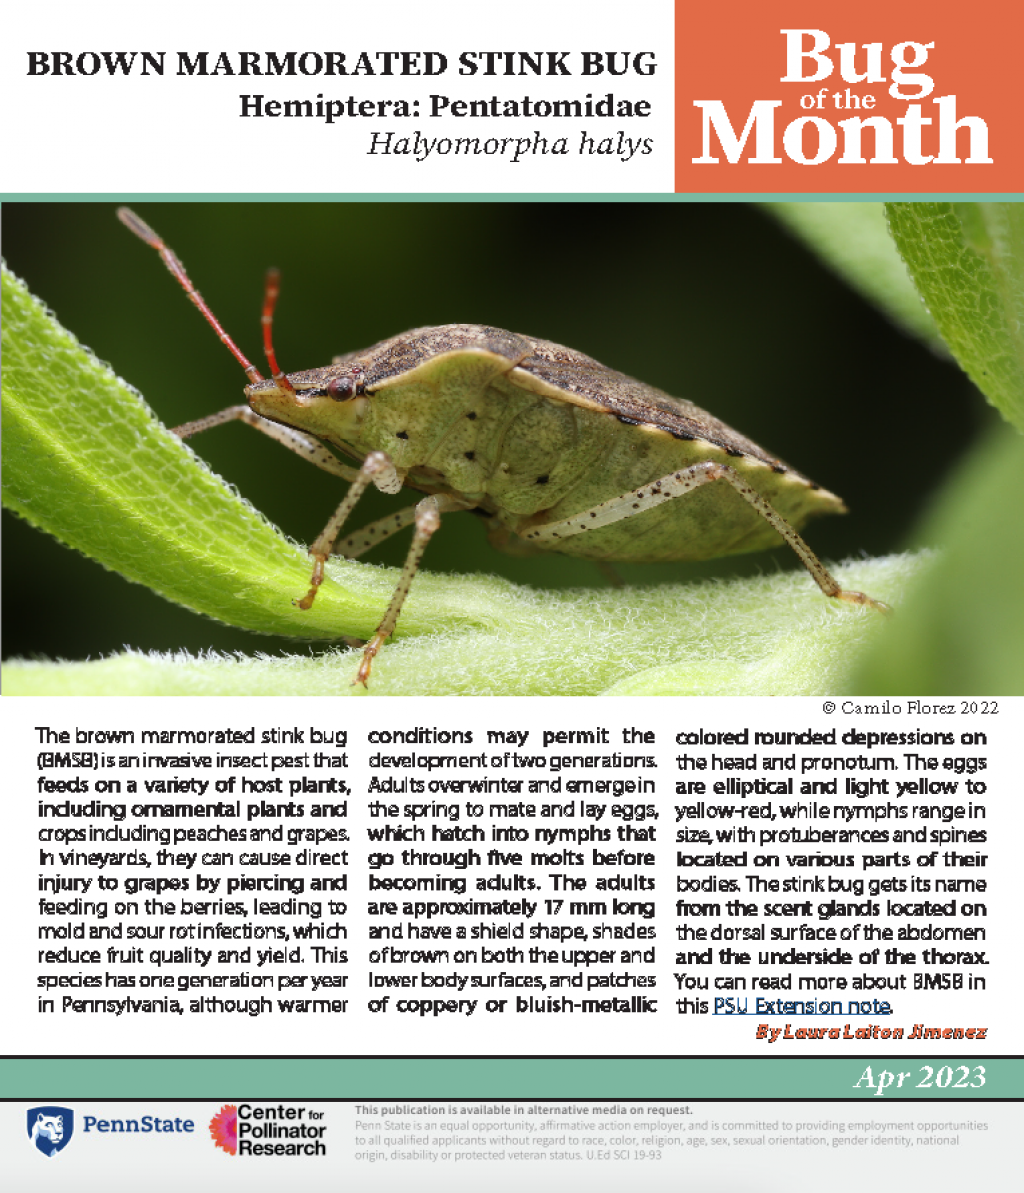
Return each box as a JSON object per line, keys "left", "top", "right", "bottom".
{"left": 118, "top": 208, "right": 888, "bottom": 685}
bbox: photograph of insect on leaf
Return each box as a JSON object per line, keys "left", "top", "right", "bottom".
{"left": 2, "top": 202, "right": 1022, "bottom": 696}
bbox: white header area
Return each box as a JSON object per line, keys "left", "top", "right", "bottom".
{"left": 2, "top": 0, "right": 675, "bottom": 194}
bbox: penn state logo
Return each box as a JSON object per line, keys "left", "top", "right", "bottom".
{"left": 27, "top": 1107, "right": 74, "bottom": 1157}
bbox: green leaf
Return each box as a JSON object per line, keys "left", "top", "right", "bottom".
{"left": 1, "top": 264, "right": 446, "bottom": 643}
{"left": 764, "top": 202, "right": 942, "bottom": 348}
{"left": 886, "top": 202, "right": 1024, "bottom": 430}
{"left": 4, "top": 557, "right": 917, "bottom": 697}
{"left": 852, "top": 425, "right": 1024, "bottom": 696}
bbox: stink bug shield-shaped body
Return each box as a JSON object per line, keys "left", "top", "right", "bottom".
{"left": 118, "top": 208, "right": 886, "bottom": 685}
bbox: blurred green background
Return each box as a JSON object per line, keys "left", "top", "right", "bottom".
{"left": 1, "top": 201, "right": 992, "bottom": 661}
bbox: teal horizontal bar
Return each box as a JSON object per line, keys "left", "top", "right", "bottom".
{"left": 2, "top": 1057, "right": 1019, "bottom": 1100}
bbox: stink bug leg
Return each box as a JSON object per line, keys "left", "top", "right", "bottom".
{"left": 352, "top": 495, "right": 450, "bottom": 687}
{"left": 522, "top": 460, "right": 891, "bottom": 613}
{"left": 171, "top": 404, "right": 363, "bottom": 483}
{"left": 296, "top": 450, "right": 403, "bottom": 612}
{"left": 300, "top": 476, "right": 468, "bottom": 685}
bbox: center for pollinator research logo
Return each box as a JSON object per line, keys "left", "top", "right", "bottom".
{"left": 209, "top": 1103, "right": 328, "bottom": 1156}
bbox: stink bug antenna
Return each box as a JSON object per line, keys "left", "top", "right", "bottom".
{"left": 117, "top": 207, "right": 268, "bottom": 386}
{"left": 260, "top": 268, "right": 295, "bottom": 393}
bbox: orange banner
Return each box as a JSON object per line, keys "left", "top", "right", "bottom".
{"left": 675, "top": 0, "right": 1024, "bottom": 192}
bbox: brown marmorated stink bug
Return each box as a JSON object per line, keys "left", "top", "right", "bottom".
{"left": 118, "top": 208, "right": 888, "bottom": 685}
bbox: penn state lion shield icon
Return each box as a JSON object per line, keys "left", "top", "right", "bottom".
{"left": 27, "top": 1106, "right": 74, "bottom": 1157}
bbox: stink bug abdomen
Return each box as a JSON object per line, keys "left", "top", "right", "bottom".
{"left": 266, "top": 323, "right": 844, "bottom": 566}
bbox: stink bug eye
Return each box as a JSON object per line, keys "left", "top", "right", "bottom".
{"left": 327, "top": 375, "right": 360, "bottom": 401}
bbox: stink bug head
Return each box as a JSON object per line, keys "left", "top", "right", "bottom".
{"left": 245, "top": 366, "right": 370, "bottom": 451}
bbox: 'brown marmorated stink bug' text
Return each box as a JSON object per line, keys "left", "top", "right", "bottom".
{"left": 118, "top": 208, "right": 887, "bottom": 685}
